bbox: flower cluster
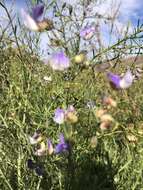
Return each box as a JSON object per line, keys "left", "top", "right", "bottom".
{"left": 55, "top": 133, "right": 70, "bottom": 154}
{"left": 27, "top": 159, "right": 44, "bottom": 176}
{"left": 95, "top": 109, "right": 114, "bottom": 130}
{"left": 53, "top": 105, "right": 78, "bottom": 124}
{"left": 29, "top": 131, "right": 69, "bottom": 156}
{"left": 20, "top": 2, "right": 139, "bottom": 182}
{"left": 95, "top": 95, "right": 117, "bottom": 130}
{"left": 21, "top": 4, "right": 136, "bottom": 91}
{"left": 27, "top": 105, "right": 77, "bottom": 176}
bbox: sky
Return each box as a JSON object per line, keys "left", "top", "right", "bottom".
{"left": 4, "top": 0, "right": 143, "bottom": 22}
{"left": 1, "top": 0, "right": 143, "bottom": 56}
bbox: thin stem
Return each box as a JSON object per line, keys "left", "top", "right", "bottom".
{"left": 0, "top": 2, "right": 23, "bottom": 60}
{"left": 91, "top": 28, "right": 143, "bottom": 62}
{"left": 0, "top": 168, "right": 13, "bottom": 190}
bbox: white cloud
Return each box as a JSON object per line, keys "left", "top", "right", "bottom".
{"left": 60, "top": 0, "right": 79, "bottom": 5}
{"left": 84, "top": 0, "right": 142, "bottom": 46}
{"left": 119, "top": 0, "right": 141, "bottom": 18}
{"left": 88, "top": 0, "right": 142, "bottom": 20}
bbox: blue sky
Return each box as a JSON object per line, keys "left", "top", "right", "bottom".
{"left": 1, "top": 0, "right": 143, "bottom": 56}
{"left": 5, "top": 0, "right": 26, "bottom": 9}
{"left": 6, "top": 0, "right": 26, "bottom": 7}
{"left": 4, "top": 0, "right": 142, "bottom": 21}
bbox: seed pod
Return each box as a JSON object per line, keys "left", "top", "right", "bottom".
{"left": 100, "top": 114, "right": 114, "bottom": 122}
{"left": 66, "top": 112, "right": 78, "bottom": 124}
{"left": 100, "top": 121, "right": 111, "bottom": 130}
{"left": 102, "top": 96, "right": 117, "bottom": 107}
{"left": 37, "top": 19, "right": 54, "bottom": 31}
{"left": 74, "top": 51, "right": 87, "bottom": 64}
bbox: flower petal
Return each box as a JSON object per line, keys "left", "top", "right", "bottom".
{"left": 119, "top": 69, "right": 133, "bottom": 89}
{"left": 49, "top": 52, "right": 70, "bottom": 71}
{"left": 66, "top": 105, "right": 75, "bottom": 113}
{"left": 107, "top": 72, "right": 121, "bottom": 89}
{"left": 102, "top": 96, "right": 117, "bottom": 107}
{"left": 47, "top": 139, "right": 54, "bottom": 155}
{"left": 53, "top": 108, "right": 65, "bottom": 124}
{"left": 55, "top": 143, "right": 63, "bottom": 154}
{"left": 31, "top": 4, "right": 44, "bottom": 21}
{"left": 59, "top": 133, "right": 65, "bottom": 144}
{"left": 55, "top": 134, "right": 69, "bottom": 154}
{"left": 21, "top": 9, "right": 39, "bottom": 31}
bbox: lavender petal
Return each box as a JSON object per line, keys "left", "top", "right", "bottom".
{"left": 32, "top": 4, "right": 44, "bottom": 21}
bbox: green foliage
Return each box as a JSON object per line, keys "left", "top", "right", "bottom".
{"left": 0, "top": 47, "right": 143, "bottom": 190}
{"left": 1, "top": 0, "right": 143, "bottom": 189}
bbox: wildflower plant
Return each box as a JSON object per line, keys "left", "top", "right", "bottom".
{"left": 1, "top": 0, "right": 143, "bottom": 189}
{"left": 55, "top": 133, "right": 69, "bottom": 154}
{"left": 107, "top": 69, "right": 134, "bottom": 89}
{"left": 21, "top": 4, "right": 54, "bottom": 32}
{"left": 45, "top": 52, "right": 70, "bottom": 71}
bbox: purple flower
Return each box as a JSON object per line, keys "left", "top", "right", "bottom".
{"left": 27, "top": 159, "right": 44, "bottom": 176}
{"left": 107, "top": 69, "right": 133, "bottom": 89}
{"left": 80, "top": 26, "right": 96, "bottom": 40}
{"left": 53, "top": 108, "right": 65, "bottom": 124}
{"left": 107, "top": 72, "right": 121, "bottom": 89}
{"left": 21, "top": 9, "right": 39, "bottom": 31}
{"left": 48, "top": 52, "right": 70, "bottom": 71}
{"left": 55, "top": 133, "right": 69, "bottom": 154}
{"left": 21, "top": 4, "right": 44, "bottom": 31}
{"left": 31, "top": 4, "right": 44, "bottom": 21}
{"left": 27, "top": 159, "right": 35, "bottom": 169}
{"left": 53, "top": 105, "right": 78, "bottom": 124}
{"left": 119, "top": 70, "right": 133, "bottom": 88}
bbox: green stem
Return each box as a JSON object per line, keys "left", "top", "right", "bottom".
{"left": 0, "top": 168, "right": 13, "bottom": 190}
{"left": 91, "top": 28, "right": 143, "bottom": 62}
{"left": 66, "top": 142, "right": 75, "bottom": 190}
